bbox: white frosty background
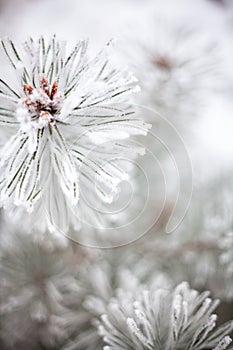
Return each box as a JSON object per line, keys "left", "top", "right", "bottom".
{"left": 0, "top": 0, "right": 233, "bottom": 183}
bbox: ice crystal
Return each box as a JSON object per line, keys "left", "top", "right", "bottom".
{"left": 0, "top": 36, "right": 149, "bottom": 233}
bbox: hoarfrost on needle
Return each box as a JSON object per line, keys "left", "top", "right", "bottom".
{"left": 0, "top": 36, "right": 150, "bottom": 233}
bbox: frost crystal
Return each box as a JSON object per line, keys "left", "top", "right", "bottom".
{"left": 0, "top": 36, "right": 149, "bottom": 232}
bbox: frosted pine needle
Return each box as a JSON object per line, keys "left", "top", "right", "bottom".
{"left": 120, "top": 18, "right": 221, "bottom": 122}
{"left": 0, "top": 36, "right": 149, "bottom": 233}
{"left": 98, "top": 282, "right": 233, "bottom": 350}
